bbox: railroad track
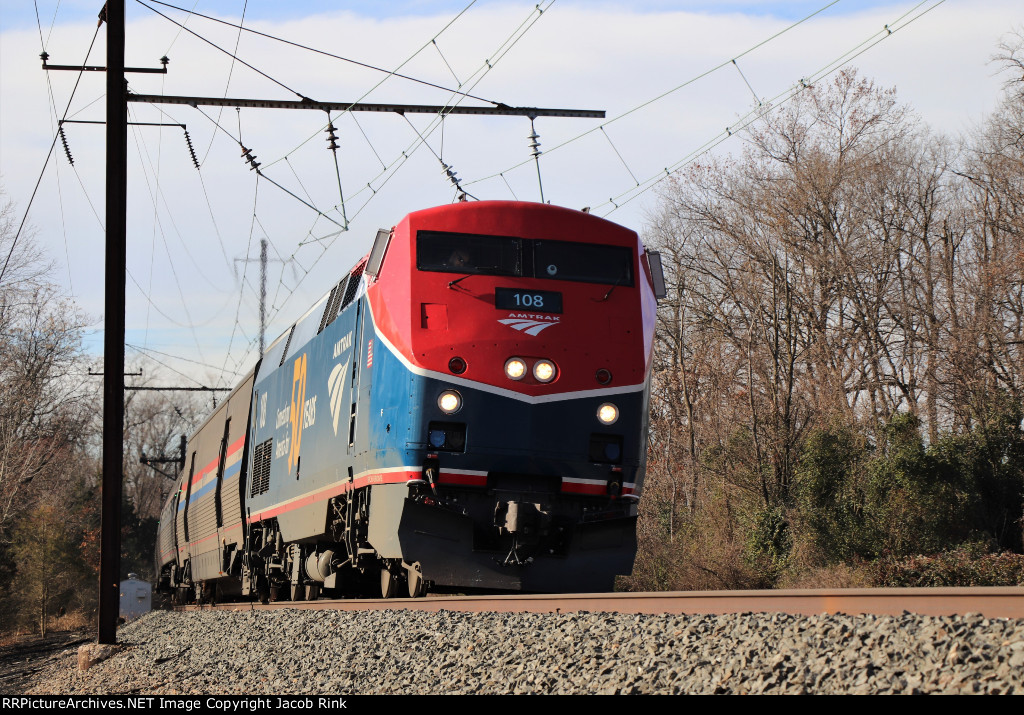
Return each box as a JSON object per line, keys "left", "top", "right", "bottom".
{"left": 176, "top": 586, "right": 1024, "bottom": 618}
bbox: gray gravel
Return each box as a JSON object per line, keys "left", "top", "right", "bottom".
{"left": 24, "top": 608, "right": 1024, "bottom": 694}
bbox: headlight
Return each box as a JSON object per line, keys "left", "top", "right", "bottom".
{"left": 597, "top": 403, "right": 619, "bottom": 425}
{"left": 448, "top": 356, "right": 467, "bottom": 374}
{"left": 438, "top": 390, "right": 462, "bottom": 414}
{"left": 533, "top": 360, "right": 557, "bottom": 383}
{"left": 504, "top": 358, "right": 527, "bottom": 381}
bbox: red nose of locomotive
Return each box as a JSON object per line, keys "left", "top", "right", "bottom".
{"left": 366, "top": 201, "right": 652, "bottom": 398}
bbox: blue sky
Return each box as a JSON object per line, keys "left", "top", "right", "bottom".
{"left": 3, "top": 1, "right": 923, "bottom": 30}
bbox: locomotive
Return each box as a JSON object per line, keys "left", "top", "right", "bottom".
{"left": 155, "top": 201, "right": 665, "bottom": 601}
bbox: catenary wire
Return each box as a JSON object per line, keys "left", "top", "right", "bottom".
{"left": 141, "top": 0, "right": 503, "bottom": 107}
{"left": 2, "top": 23, "right": 100, "bottom": 284}
{"left": 136, "top": 0, "right": 312, "bottom": 100}
{"left": 463, "top": 0, "right": 844, "bottom": 188}
{"left": 594, "top": 0, "right": 946, "bottom": 217}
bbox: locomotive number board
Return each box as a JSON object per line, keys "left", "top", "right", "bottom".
{"left": 495, "top": 287, "right": 563, "bottom": 314}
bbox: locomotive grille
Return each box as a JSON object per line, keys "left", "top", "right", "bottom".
{"left": 278, "top": 326, "right": 295, "bottom": 367}
{"left": 250, "top": 438, "right": 272, "bottom": 497}
{"left": 320, "top": 276, "right": 348, "bottom": 333}
{"left": 340, "top": 264, "right": 364, "bottom": 310}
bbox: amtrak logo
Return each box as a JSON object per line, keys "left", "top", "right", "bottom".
{"left": 327, "top": 362, "right": 349, "bottom": 436}
{"left": 498, "top": 313, "right": 560, "bottom": 336}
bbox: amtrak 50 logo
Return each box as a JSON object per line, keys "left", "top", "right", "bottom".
{"left": 287, "top": 354, "right": 316, "bottom": 471}
{"left": 498, "top": 313, "right": 560, "bottom": 336}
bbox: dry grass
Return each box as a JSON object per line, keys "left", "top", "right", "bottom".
{"left": 0, "top": 608, "right": 94, "bottom": 646}
{"left": 778, "top": 563, "right": 874, "bottom": 589}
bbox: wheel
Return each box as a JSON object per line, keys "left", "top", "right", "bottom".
{"left": 406, "top": 566, "right": 426, "bottom": 598}
{"left": 305, "top": 583, "right": 321, "bottom": 601}
{"left": 380, "top": 567, "right": 398, "bottom": 599}
{"left": 290, "top": 583, "right": 305, "bottom": 601}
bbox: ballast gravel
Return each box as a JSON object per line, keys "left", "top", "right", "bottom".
{"left": 24, "top": 608, "right": 1024, "bottom": 694}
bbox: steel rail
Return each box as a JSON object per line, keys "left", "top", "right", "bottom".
{"left": 177, "top": 587, "right": 1024, "bottom": 619}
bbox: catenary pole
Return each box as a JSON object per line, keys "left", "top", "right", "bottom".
{"left": 99, "top": 0, "right": 126, "bottom": 645}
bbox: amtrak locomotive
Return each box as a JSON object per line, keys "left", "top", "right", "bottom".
{"left": 155, "top": 201, "right": 665, "bottom": 601}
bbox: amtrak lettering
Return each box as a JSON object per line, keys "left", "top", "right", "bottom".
{"left": 498, "top": 313, "right": 560, "bottom": 336}
{"left": 332, "top": 330, "right": 353, "bottom": 359}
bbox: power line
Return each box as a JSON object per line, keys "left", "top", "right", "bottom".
{"left": 463, "top": 0, "right": 845, "bottom": 189}
{"left": 260, "top": 0, "right": 530, "bottom": 170}
{"left": 141, "top": 0, "right": 504, "bottom": 107}
{"left": 2, "top": 23, "right": 101, "bottom": 285}
{"left": 594, "top": 0, "right": 947, "bottom": 218}
{"left": 198, "top": 0, "right": 248, "bottom": 165}
{"left": 136, "top": 0, "right": 311, "bottom": 100}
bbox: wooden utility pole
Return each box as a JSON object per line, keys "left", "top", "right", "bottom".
{"left": 99, "top": 0, "right": 126, "bottom": 645}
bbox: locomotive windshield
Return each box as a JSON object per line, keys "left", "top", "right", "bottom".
{"left": 417, "top": 231, "right": 522, "bottom": 276}
{"left": 417, "top": 231, "right": 633, "bottom": 286}
{"left": 532, "top": 240, "right": 633, "bottom": 286}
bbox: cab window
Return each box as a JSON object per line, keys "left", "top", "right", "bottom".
{"left": 532, "top": 241, "right": 633, "bottom": 286}
{"left": 417, "top": 231, "right": 521, "bottom": 276}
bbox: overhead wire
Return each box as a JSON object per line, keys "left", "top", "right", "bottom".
{"left": 159, "top": 0, "right": 201, "bottom": 55}
{"left": 125, "top": 343, "right": 222, "bottom": 387}
{"left": 131, "top": 99, "right": 236, "bottom": 274}
{"left": 173, "top": 102, "right": 344, "bottom": 225}
{"left": 34, "top": 120, "right": 228, "bottom": 337}
{"left": 217, "top": 172, "right": 262, "bottom": 381}
{"left": 142, "top": 65, "right": 170, "bottom": 348}
{"left": 594, "top": 0, "right": 947, "bottom": 218}
{"left": 127, "top": 343, "right": 245, "bottom": 378}
{"left": 126, "top": 107, "right": 226, "bottom": 289}
{"left": 137, "top": 0, "right": 311, "bottom": 100}
{"left": 2, "top": 22, "right": 101, "bottom": 285}
{"left": 199, "top": 0, "right": 248, "bottom": 165}
{"left": 35, "top": 0, "right": 76, "bottom": 294}
{"left": 127, "top": 106, "right": 211, "bottom": 364}
{"left": 331, "top": 0, "right": 556, "bottom": 226}
{"left": 141, "top": 0, "right": 505, "bottom": 106}
{"left": 260, "top": 0, "right": 487, "bottom": 168}
{"left": 463, "top": 0, "right": 844, "bottom": 189}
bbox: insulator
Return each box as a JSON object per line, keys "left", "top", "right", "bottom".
{"left": 325, "top": 122, "right": 340, "bottom": 151}
{"left": 441, "top": 162, "right": 461, "bottom": 189}
{"left": 240, "top": 145, "right": 260, "bottom": 171}
{"left": 40, "top": 51, "right": 49, "bottom": 62}
{"left": 528, "top": 128, "right": 541, "bottom": 158}
{"left": 182, "top": 128, "right": 199, "bottom": 169}
{"left": 58, "top": 126, "right": 74, "bottom": 166}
